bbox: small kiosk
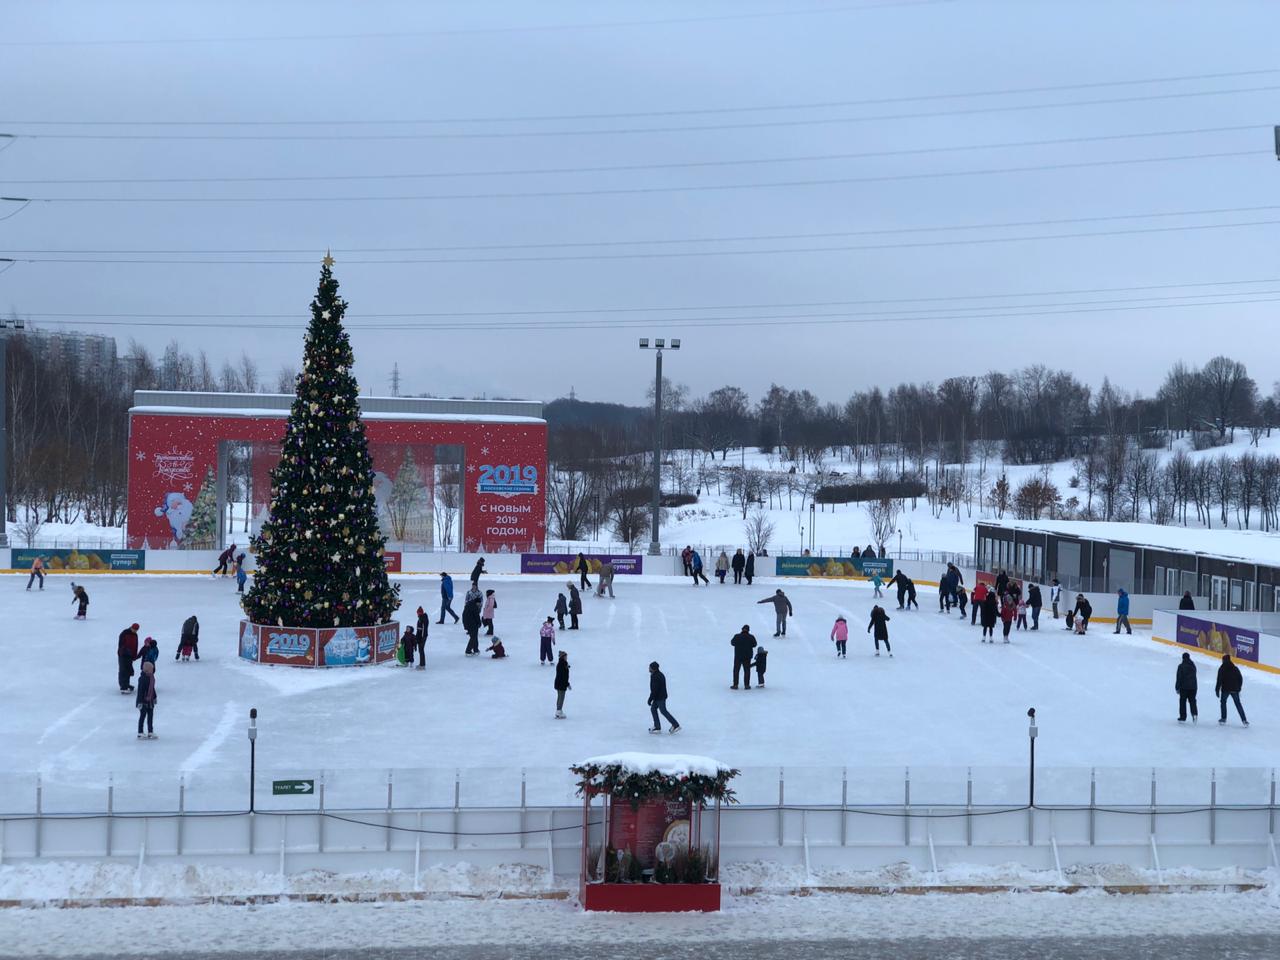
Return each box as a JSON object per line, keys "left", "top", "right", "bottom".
{"left": 572, "top": 753, "right": 737, "bottom": 912}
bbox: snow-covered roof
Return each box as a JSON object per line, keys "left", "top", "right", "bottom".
{"left": 982, "top": 519, "right": 1280, "bottom": 567}
{"left": 129, "top": 405, "right": 544, "bottom": 425}
{"left": 576, "top": 752, "right": 732, "bottom": 777}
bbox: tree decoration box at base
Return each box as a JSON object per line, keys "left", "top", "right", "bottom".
{"left": 238, "top": 619, "right": 400, "bottom": 667}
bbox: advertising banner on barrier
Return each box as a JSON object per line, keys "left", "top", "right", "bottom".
{"left": 1175, "top": 614, "right": 1260, "bottom": 663}
{"left": 520, "top": 553, "right": 644, "bottom": 575}
{"left": 317, "top": 626, "right": 372, "bottom": 667}
{"left": 382, "top": 551, "right": 402, "bottom": 573}
{"left": 12, "top": 548, "right": 145, "bottom": 571}
{"left": 259, "top": 626, "right": 319, "bottom": 667}
{"left": 238, "top": 621, "right": 260, "bottom": 662}
{"left": 240, "top": 620, "right": 399, "bottom": 667}
{"left": 775, "top": 556, "right": 894, "bottom": 579}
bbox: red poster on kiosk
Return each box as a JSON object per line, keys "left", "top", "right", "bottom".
{"left": 609, "top": 798, "right": 693, "bottom": 868}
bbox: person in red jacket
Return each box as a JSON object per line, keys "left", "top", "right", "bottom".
{"left": 117, "top": 623, "right": 140, "bottom": 693}
{"left": 970, "top": 582, "right": 988, "bottom": 626}
{"left": 999, "top": 594, "right": 1016, "bottom": 643}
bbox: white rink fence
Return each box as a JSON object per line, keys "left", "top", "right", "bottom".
{"left": 3, "top": 765, "right": 1278, "bottom": 880}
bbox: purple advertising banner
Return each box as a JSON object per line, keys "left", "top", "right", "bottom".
{"left": 519, "top": 553, "right": 643, "bottom": 575}
{"left": 1175, "top": 614, "right": 1259, "bottom": 663}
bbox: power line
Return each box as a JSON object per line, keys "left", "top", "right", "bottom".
{"left": 8, "top": 86, "right": 1280, "bottom": 141}
{"left": 0, "top": 0, "right": 946, "bottom": 47}
{"left": 0, "top": 125, "right": 1264, "bottom": 186}
{"left": 4, "top": 68, "right": 1277, "bottom": 124}
{"left": 19, "top": 291, "right": 1280, "bottom": 334}
{"left": 7, "top": 204, "right": 1278, "bottom": 256}
{"left": 21, "top": 276, "right": 1280, "bottom": 321}
{"left": 9, "top": 215, "right": 1278, "bottom": 266}
{"left": 7, "top": 150, "right": 1264, "bottom": 203}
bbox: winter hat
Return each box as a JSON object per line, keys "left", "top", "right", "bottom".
{"left": 131, "top": 623, "right": 140, "bottom": 631}
{"left": 1181, "top": 652, "right": 1191, "bottom": 661}
{"left": 416, "top": 606, "right": 423, "bottom": 615}
{"left": 649, "top": 660, "right": 660, "bottom": 670}
{"left": 758, "top": 647, "right": 767, "bottom": 655}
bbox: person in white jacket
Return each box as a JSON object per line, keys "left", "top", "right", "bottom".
{"left": 1050, "top": 579, "right": 1062, "bottom": 619}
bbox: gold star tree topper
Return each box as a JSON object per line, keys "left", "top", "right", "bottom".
{"left": 322, "top": 250, "right": 334, "bottom": 267}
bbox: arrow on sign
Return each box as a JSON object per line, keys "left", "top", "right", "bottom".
{"left": 272, "top": 779, "right": 315, "bottom": 796}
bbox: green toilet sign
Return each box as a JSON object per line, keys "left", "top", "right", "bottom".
{"left": 272, "top": 779, "right": 315, "bottom": 796}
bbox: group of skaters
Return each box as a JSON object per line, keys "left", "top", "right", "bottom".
{"left": 681, "top": 545, "right": 756, "bottom": 586}
{"left": 113, "top": 616, "right": 201, "bottom": 740}
{"left": 212, "top": 543, "right": 250, "bottom": 592}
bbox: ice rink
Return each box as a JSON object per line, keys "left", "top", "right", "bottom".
{"left": 3, "top": 573, "right": 1276, "bottom": 810}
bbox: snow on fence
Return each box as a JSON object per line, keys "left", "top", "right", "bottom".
{"left": 2, "top": 766, "right": 1276, "bottom": 877}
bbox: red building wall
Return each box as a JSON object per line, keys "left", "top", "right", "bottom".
{"left": 127, "top": 412, "right": 546, "bottom": 552}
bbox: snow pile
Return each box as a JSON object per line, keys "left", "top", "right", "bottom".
{"left": 575, "top": 753, "right": 731, "bottom": 778}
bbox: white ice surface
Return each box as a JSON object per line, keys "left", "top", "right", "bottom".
{"left": 3, "top": 574, "right": 1278, "bottom": 811}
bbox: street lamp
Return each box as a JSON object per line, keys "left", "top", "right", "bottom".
{"left": 638, "top": 338, "right": 681, "bottom": 556}
{"left": 809, "top": 502, "right": 816, "bottom": 554}
{"left": 0, "top": 315, "right": 26, "bottom": 548}
{"left": 248, "top": 707, "right": 258, "bottom": 813}
{"left": 1027, "top": 708, "right": 1038, "bottom": 807}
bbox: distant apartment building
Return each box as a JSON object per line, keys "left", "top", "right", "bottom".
{"left": 26, "top": 328, "right": 119, "bottom": 375}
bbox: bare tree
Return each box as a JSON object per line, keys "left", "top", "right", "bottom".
{"left": 865, "top": 497, "right": 902, "bottom": 556}
{"left": 744, "top": 507, "right": 776, "bottom": 555}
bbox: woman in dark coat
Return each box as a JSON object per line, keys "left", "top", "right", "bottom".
{"left": 575, "top": 553, "right": 592, "bottom": 591}
{"left": 980, "top": 592, "right": 999, "bottom": 641}
{"left": 554, "top": 651, "right": 571, "bottom": 718}
{"left": 462, "top": 591, "right": 483, "bottom": 655}
{"left": 1175, "top": 652, "right": 1198, "bottom": 723}
{"left": 1179, "top": 592, "right": 1195, "bottom": 610}
{"left": 867, "top": 605, "right": 892, "bottom": 656}
{"left": 744, "top": 552, "right": 756, "bottom": 585}
{"left": 566, "top": 583, "right": 583, "bottom": 629}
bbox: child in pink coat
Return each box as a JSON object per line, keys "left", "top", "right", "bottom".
{"left": 830, "top": 616, "right": 848, "bottom": 658}
{"left": 482, "top": 589, "right": 497, "bottom": 636}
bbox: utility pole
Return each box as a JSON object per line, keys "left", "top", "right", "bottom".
{"left": 638, "top": 338, "right": 681, "bottom": 556}
{"left": 0, "top": 315, "right": 26, "bottom": 547}
{"left": 390, "top": 363, "right": 401, "bottom": 397}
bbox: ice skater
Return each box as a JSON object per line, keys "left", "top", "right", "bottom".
{"left": 731, "top": 624, "right": 757, "bottom": 690}
{"left": 482, "top": 589, "right": 497, "bottom": 635}
{"left": 744, "top": 551, "right": 755, "bottom": 586}
{"left": 647, "top": 661, "right": 680, "bottom": 733}
{"left": 1215, "top": 655, "right": 1249, "bottom": 727}
{"left": 956, "top": 585, "right": 968, "bottom": 619}
{"left": 438, "top": 572, "right": 459, "bottom": 624}
{"left": 575, "top": 553, "right": 592, "bottom": 591}
{"left": 1113, "top": 589, "right": 1132, "bottom": 635}
{"left": 870, "top": 572, "right": 883, "bottom": 598}
{"left": 539, "top": 616, "right": 556, "bottom": 664}
{"left": 414, "top": 606, "right": 428, "bottom": 669}
{"left": 27, "top": 555, "right": 45, "bottom": 590}
{"left": 731, "top": 549, "right": 745, "bottom": 584}
{"left": 135, "top": 661, "right": 157, "bottom": 740}
{"left": 690, "top": 550, "right": 709, "bottom": 586}
{"left": 554, "top": 591, "right": 568, "bottom": 630}
{"left": 212, "top": 543, "right": 237, "bottom": 577}
{"left": 71, "top": 582, "right": 89, "bottom": 619}
{"left": 234, "top": 555, "right": 248, "bottom": 593}
{"left": 1050, "top": 579, "right": 1061, "bottom": 619}
{"left": 757, "top": 588, "right": 794, "bottom": 637}
{"left": 980, "top": 590, "right": 999, "bottom": 641}
{"left": 470, "top": 556, "right": 486, "bottom": 589}
{"left": 595, "top": 560, "right": 615, "bottom": 598}
{"left": 486, "top": 637, "right": 506, "bottom": 659}
{"left": 1016, "top": 596, "right": 1028, "bottom": 631}
{"left": 177, "top": 614, "right": 199, "bottom": 661}
{"left": 1027, "top": 583, "right": 1042, "bottom": 630}
{"left": 554, "top": 650, "right": 571, "bottom": 718}
{"left": 867, "top": 605, "right": 892, "bottom": 656}
{"left": 830, "top": 615, "right": 848, "bottom": 658}
{"left": 566, "top": 582, "right": 583, "bottom": 629}
{"left": 398, "top": 625, "right": 417, "bottom": 666}
{"left": 1073, "top": 595, "right": 1092, "bottom": 633}
{"left": 1176, "top": 652, "right": 1198, "bottom": 723}
{"left": 751, "top": 647, "right": 768, "bottom": 688}
{"left": 1000, "top": 594, "right": 1015, "bottom": 642}
{"left": 462, "top": 585, "right": 482, "bottom": 655}
{"left": 117, "top": 623, "right": 140, "bottom": 692}
{"left": 971, "top": 582, "right": 988, "bottom": 625}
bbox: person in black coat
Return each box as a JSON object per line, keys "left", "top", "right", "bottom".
{"left": 744, "top": 551, "right": 756, "bottom": 585}
{"left": 995, "top": 570, "right": 1009, "bottom": 598}
{"left": 554, "top": 592, "right": 568, "bottom": 630}
{"left": 1073, "top": 595, "right": 1092, "bottom": 632}
{"left": 554, "top": 651, "right": 571, "bottom": 718}
{"left": 886, "top": 571, "right": 909, "bottom": 609}
{"left": 904, "top": 577, "right": 918, "bottom": 610}
{"left": 647, "top": 661, "right": 680, "bottom": 733}
{"left": 1179, "top": 592, "right": 1195, "bottom": 610}
{"left": 1027, "top": 584, "right": 1043, "bottom": 630}
{"left": 867, "top": 605, "right": 892, "bottom": 656}
{"left": 461, "top": 591, "right": 483, "bottom": 655}
{"left": 135, "top": 661, "right": 157, "bottom": 739}
{"left": 751, "top": 647, "right": 768, "bottom": 687}
{"left": 979, "top": 592, "right": 999, "bottom": 639}
{"left": 470, "top": 556, "right": 485, "bottom": 589}
{"left": 730, "top": 625, "right": 757, "bottom": 690}
{"left": 1215, "top": 655, "right": 1248, "bottom": 726}
{"left": 177, "top": 614, "right": 199, "bottom": 661}
{"left": 576, "top": 553, "right": 592, "bottom": 591}
{"left": 731, "top": 549, "right": 746, "bottom": 584}
{"left": 414, "top": 606, "right": 429, "bottom": 668}
{"left": 1175, "top": 652, "right": 1198, "bottom": 723}
{"left": 566, "top": 583, "right": 583, "bottom": 629}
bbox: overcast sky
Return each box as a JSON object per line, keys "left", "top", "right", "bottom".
{"left": 3, "top": 0, "right": 1279, "bottom": 407}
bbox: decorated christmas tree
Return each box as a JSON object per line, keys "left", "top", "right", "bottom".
{"left": 185, "top": 466, "right": 219, "bottom": 547}
{"left": 241, "top": 256, "right": 400, "bottom": 628}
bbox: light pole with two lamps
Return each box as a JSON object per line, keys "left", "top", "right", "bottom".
{"left": 638, "top": 338, "right": 680, "bottom": 557}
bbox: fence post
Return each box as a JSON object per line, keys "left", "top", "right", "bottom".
{"left": 106, "top": 773, "right": 114, "bottom": 857}
{"left": 318, "top": 772, "right": 326, "bottom": 853}
{"left": 34, "top": 774, "right": 42, "bottom": 858}
{"left": 1089, "top": 767, "right": 1096, "bottom": 846}
{"left": 177, "top": 774, "right": 185, "bottom": 856}
{"left": 903, "top": 767, "right": 911, "bottom": 847}
{"left": 520, "top": 768, "right": 528, "bottom": 850}
{"left": 1149, "top": 767, "right": 1157, "bottom": 839}
{"left": 966, "top": 767, "right": 973, "bottom": 847}
{"left": 1270, "top": 768, "right": 1276, "bottom": 838}
{"left": 453, "top": 768, "right": 461, "bottom": 851}
{"left": 385, "top": 770, "right": 394, "bottom": 853}
{"left": 777, "top": 767, "right": 785, "bottom": 848}
{"left": 840, "top": 766, "right": 848, "bottom": 847}
{"left": 1210, "top": 767, "right": 1217, "bottom": 846}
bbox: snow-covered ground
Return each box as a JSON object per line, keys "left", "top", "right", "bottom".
{"left": 4, "top": 574, "right": 1276, "bottom": 813}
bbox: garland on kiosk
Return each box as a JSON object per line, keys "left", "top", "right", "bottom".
{"left": 572, "top": 760, "right": 739, "bottom": 808}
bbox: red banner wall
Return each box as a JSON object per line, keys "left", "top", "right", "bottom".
{"left": 128, "top": 412, "right": 546, "bottom": 552}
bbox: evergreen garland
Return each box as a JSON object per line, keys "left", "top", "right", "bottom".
{"left": 572, "top": 761, "right": 739, "bottom": 807}
{"left": 241, "top": 260, "right": 400, "bottom": 628}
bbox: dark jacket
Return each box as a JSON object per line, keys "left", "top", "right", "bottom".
{"left": 1179, "top": 594, "right": 1196, "bottom": 610}
{"left": 1076, "top": 598, "right": 1093, "bottom": 620}
{"left": 980, "top": 594, "right": 999, "bottom": 628}
{"left": 576, "top": 555, "right": 589, "bottom": 574}
{"left": 648, "top": 669, "right": 668, "bottom": 703}
{"left": 731, "top": 551, "right": 745, "bottom": 572}
{"left": 181, "top": 615, "right": 199, "bottom": 640}
{"left": 867, "top": 607, "right": 891, "bottom": 640}
{"left": 1175, "top": 655, "right": 1197, "bottom": 694}
{"left": 567, "top": 586, "right": 582, "bottom": 614}
{"left": 745, "top": 553, "right": 756, "bottom": 577}
{"left": 757, "top": 592, "right": 793, "bottom": 617}
{"left": 1027, "top": 585, "right": 1042, "bottom": 609}
{"left": 752, "top": 649, "right": 768, "bottom": 672}
{"left": 72, "top": 586, "right": 89, "bottom": 606}
{"left": 888, "top": 571, "right": 908, "bottom": 594}
{"left": 416, "top": 611, "right": 429, "bottom": 640}
{"left": 135, "top": 672, "right": 156, "bottom": 707}
{"left": 1215, "top": 659, "right": 1243, "bottom": 695}
{"left": 462, "top": 595, "right": 482, "bottom": 631}
{"left": 118, "top": 628, "right": 139, "bottom": 659}
{"left": 217, "top": 545, "right": 236, "bottom": 565}
{"left": 470, "top": 558, "right": 485, "bottom": 584}
{"left": 995, "top": 572, "right": 1009, "bottom": 596}
{"left": 731, "top": 630, "right": 757, "bottom": 661}
{"left": 554, "top": 660, "right": 571, "bottom": 691}
{"left": 554, "top": 594, "right": 568, "bottom": 615}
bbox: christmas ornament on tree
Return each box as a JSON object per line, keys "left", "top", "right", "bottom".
{"left": 241, "top": 255, "right": 400, "bottom": 628}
